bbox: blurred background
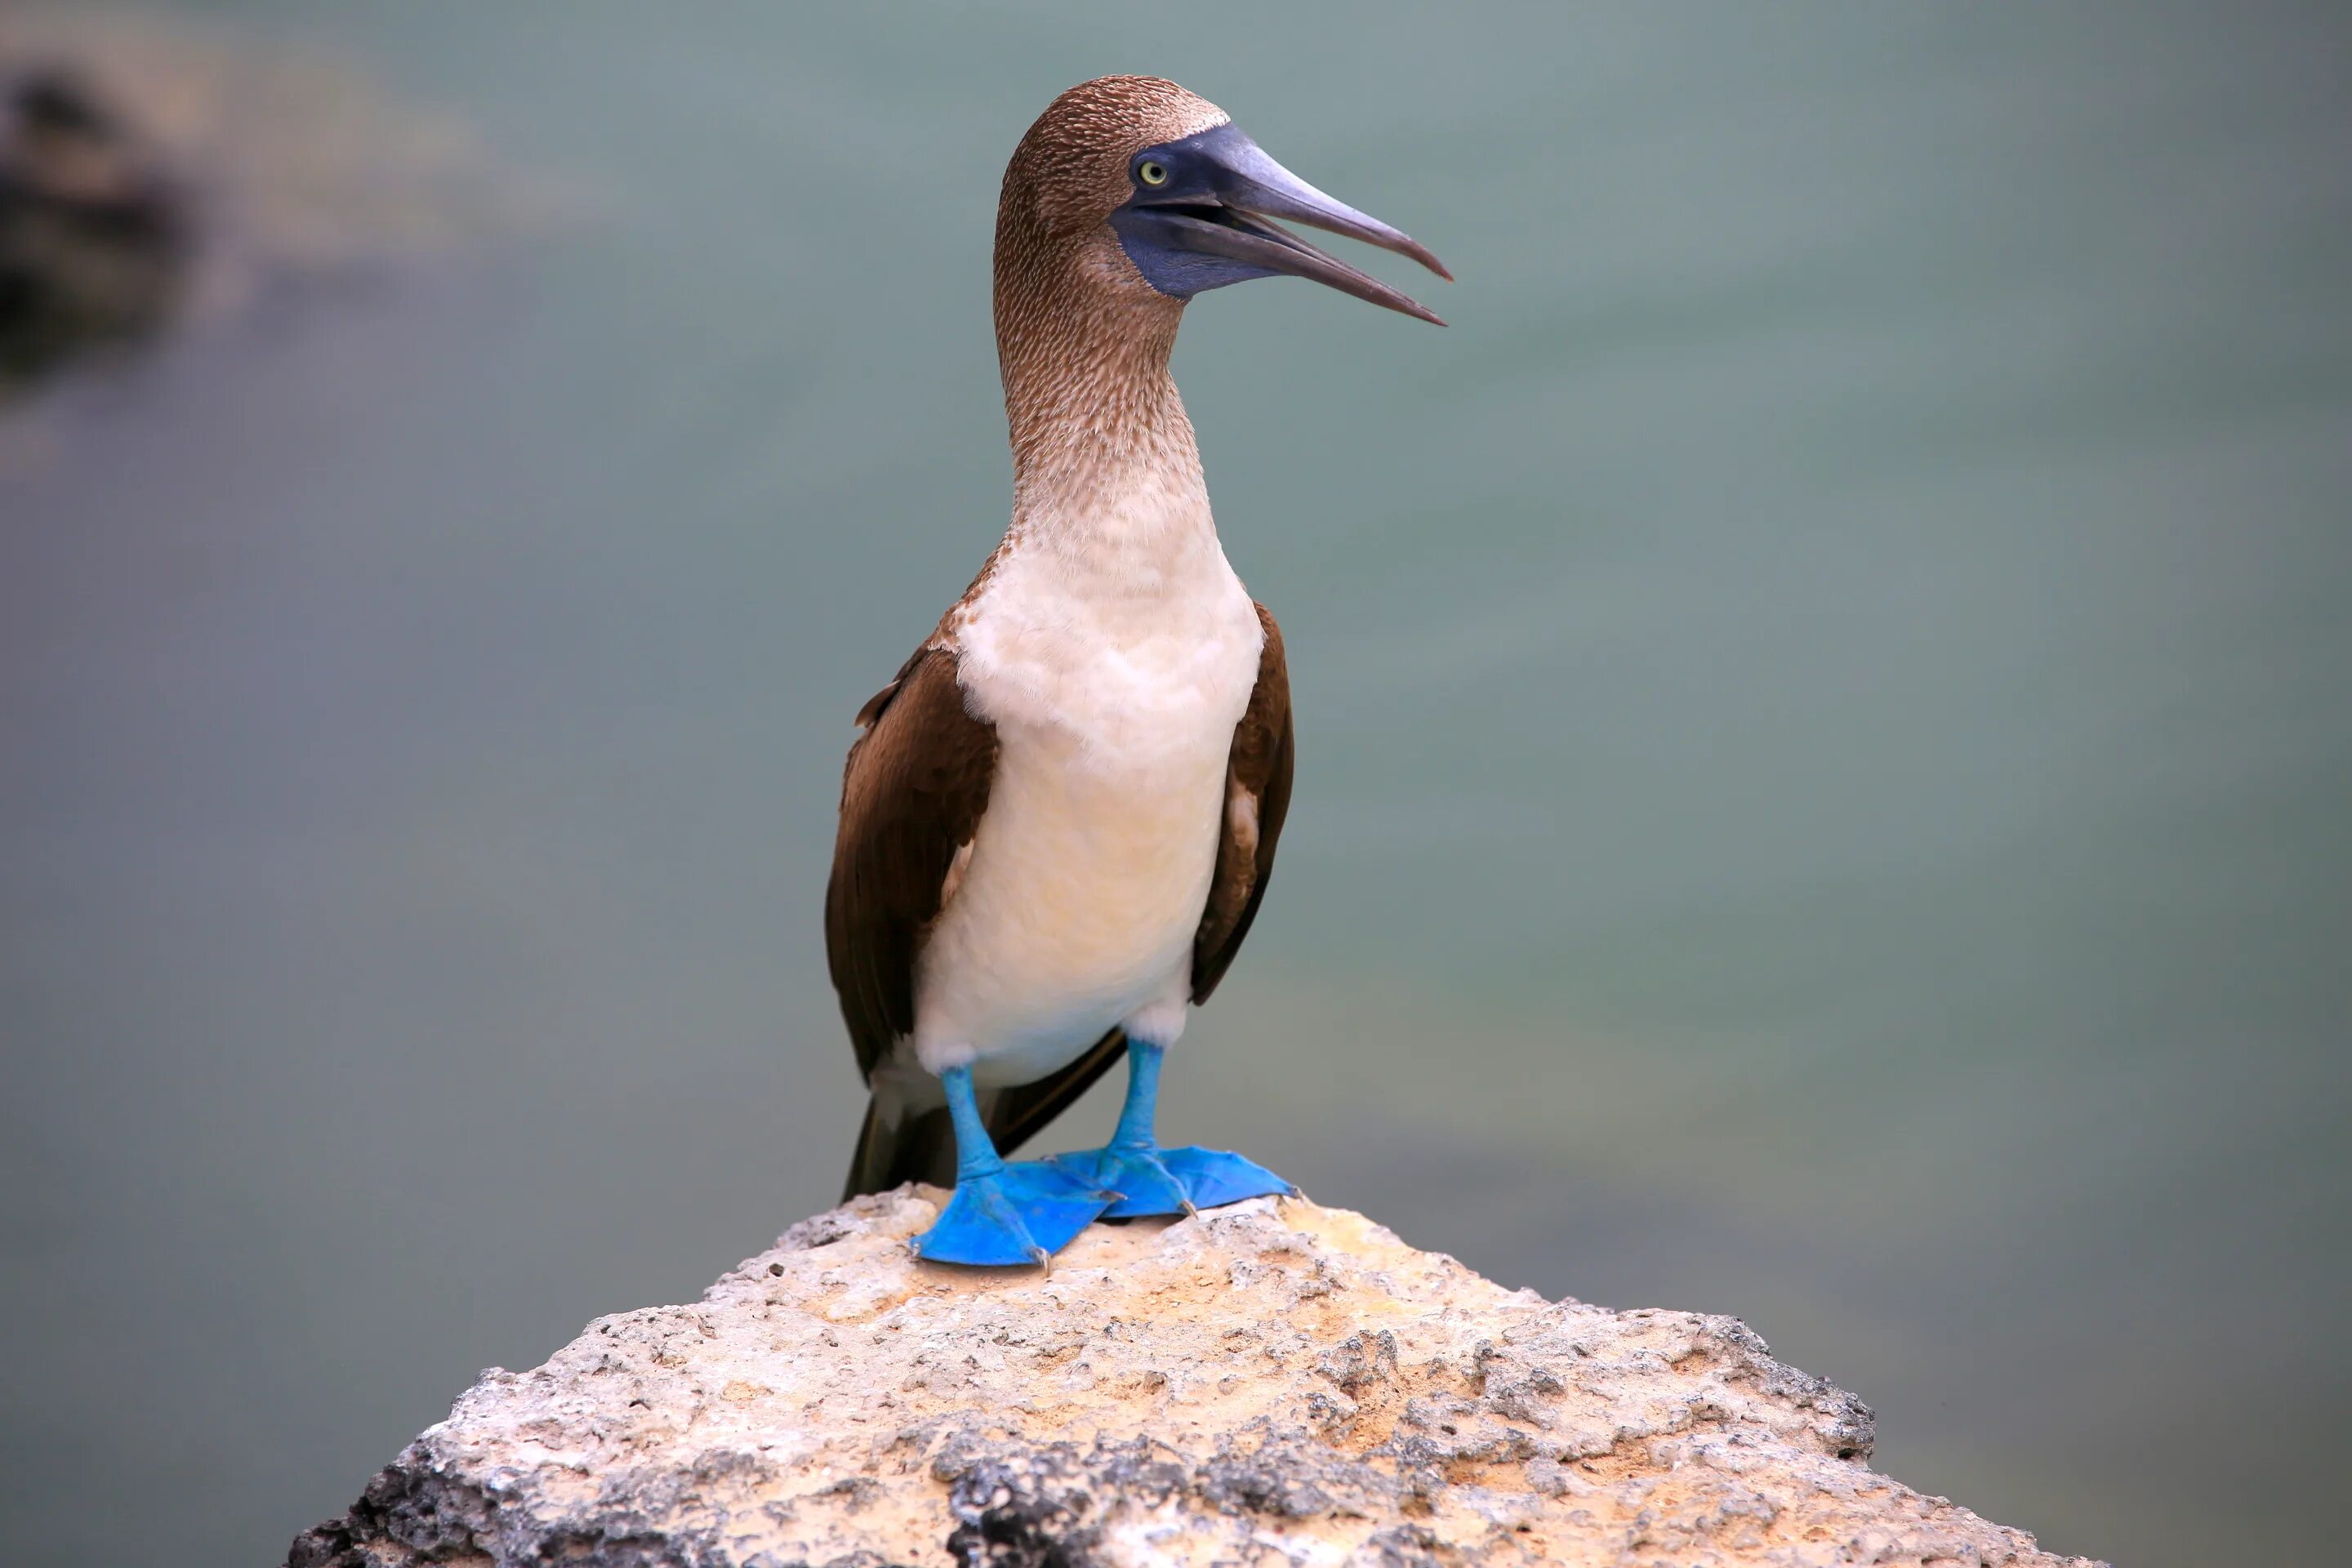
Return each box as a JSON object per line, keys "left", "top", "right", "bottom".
{"left": 3, "top": 4, "right": 2346, "bottom": 1565}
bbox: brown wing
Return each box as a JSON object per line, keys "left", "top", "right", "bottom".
{"left": 825, "top": 646, "right": 998, "bottom": 1084}
{"left": 1192, "top": 602, "right": 1295, "bottom": 1002}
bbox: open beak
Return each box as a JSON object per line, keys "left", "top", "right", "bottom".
{"left": 1112, "top": 122, "right": 1451, "bottom": 325}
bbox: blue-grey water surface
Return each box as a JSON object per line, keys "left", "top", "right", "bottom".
{"left": 3, "top": 5, "right": 2348, "bottom": 1565}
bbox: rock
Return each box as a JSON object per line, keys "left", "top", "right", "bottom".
{"left": 288, "top": 1189, "right": 2104, "bottom": 1567}
{"left": 0, "top": 9, "right": 572, "bottom": 405}
{"left": 0, "top": 57, "right": 189, "bottom": 396}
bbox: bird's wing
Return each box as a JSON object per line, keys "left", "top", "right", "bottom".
{"left": 1192, "top": 601, "right": 1295, "bottom": 1002}
{"left": 825, "top": 645, "right": 999, "bottom": 1085}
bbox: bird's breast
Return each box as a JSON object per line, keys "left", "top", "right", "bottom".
{"left": 909, "top": 541, "right": 1265, "bottom": 1077}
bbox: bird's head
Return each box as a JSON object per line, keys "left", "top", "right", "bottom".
{"left": 996, "top": 75, "right": 1450, "bottom": 330}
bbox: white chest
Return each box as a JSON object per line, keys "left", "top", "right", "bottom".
{"left": 910, "top": 525, "right": 1266, "bottom": 1082}
{"left": 959, "top": 542, "right": 1264, "bottom": 766}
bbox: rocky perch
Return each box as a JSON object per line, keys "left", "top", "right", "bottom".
{"left": 289, "top": 1190, "right": 2103, "bottom": 1567}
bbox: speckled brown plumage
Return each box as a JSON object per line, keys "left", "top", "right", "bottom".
{"left": 989, "top": 81, "right": 1226, "bottom": 559}
{"left": 921, "top": 79, "right": 1231, "bottom": 648}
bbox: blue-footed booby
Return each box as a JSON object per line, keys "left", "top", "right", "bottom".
{"left": 826, "top": 76, "right": 1447, "bottom": 1266}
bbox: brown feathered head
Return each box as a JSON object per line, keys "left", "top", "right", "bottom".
{"left": 995, "top": 75, "right": 1450, "bottom": 328}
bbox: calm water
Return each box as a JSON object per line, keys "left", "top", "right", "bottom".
{"left": 4, "top": 5, "right": 2348, "bottom": 1565}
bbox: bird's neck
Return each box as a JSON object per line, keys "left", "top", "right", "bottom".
{"left": 995, "top": 266, "right": 1214, "bottom": 574}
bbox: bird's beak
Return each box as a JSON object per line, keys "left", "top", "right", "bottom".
{"left": 1113, "top": 122, "right": 1451, "bottom": 325}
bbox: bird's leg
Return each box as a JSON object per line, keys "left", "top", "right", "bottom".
{"left": 915, "top": 1065, "right": 1113, "bottom": 1267}
{"left": 1048, "top": 1041, "right": 1290, "bottom": 1218}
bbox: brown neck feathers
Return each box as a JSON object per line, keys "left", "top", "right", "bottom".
{"left": 992, "top": 196, "right": 1192, "bottom": 521}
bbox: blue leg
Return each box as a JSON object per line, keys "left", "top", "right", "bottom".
{"left": 915, "top": 1066, "right": 1113, "bottom": 1267}
{"left": 1047, "top": 1041, "right": 1290, "bottom": 1218}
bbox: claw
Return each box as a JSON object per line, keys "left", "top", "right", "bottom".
{"left": 1030, "top": 1246, "right": 1051, "bottom": 1276}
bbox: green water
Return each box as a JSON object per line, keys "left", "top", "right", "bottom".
{"left": 4, "top": 5, "right": 2348, "bottom": 1564}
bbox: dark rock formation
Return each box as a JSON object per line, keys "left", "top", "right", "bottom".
{"left": 0, "top": 58, "right": 189, "bottom": 397}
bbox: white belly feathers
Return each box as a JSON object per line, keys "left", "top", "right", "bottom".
{"left": 911, "top": 532, "right": 1264, "bottom": 1085}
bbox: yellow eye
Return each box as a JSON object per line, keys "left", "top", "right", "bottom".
{"left": 1138, "top": 159, "right": 1169, "bottom": 186}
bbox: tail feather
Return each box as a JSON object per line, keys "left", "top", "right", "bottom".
{"left": 838, "top": 1028, "right": 1129, "bottom": 1202}
{"left": 841, "top": 1092, "right": 956, "bottom": 1201}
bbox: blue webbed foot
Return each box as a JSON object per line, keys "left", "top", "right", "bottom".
{"left": 915, "top": 1159, "right": 1112, "bottom": 1267}
{"left": 1049, "top": 1143, "right": 1290, "bottom": 1218}
{"left": 1046, "top": 1039, "right": 1291, "bottom": 1218}
{"left": 1157, "top": 1144, "right": 1293, "bottom": 1211}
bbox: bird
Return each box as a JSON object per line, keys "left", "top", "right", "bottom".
{"left": 825, "top": 75, "right": 1447, "bottom": 1267}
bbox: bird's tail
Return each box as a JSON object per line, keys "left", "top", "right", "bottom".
{"left": 838, "top": 1029, "right": 1129, "bottom": 1202}
{"left": 840, "top": 1080, "right": 957, "bottom": 1201}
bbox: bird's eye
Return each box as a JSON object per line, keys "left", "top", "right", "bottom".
{"left": 1137, "top": 158, "right": 1169, "bottom": 187}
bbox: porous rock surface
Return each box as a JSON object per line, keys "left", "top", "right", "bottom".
{"left": 289, "top": 1190, "right": 2101, "bottom": 1567}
